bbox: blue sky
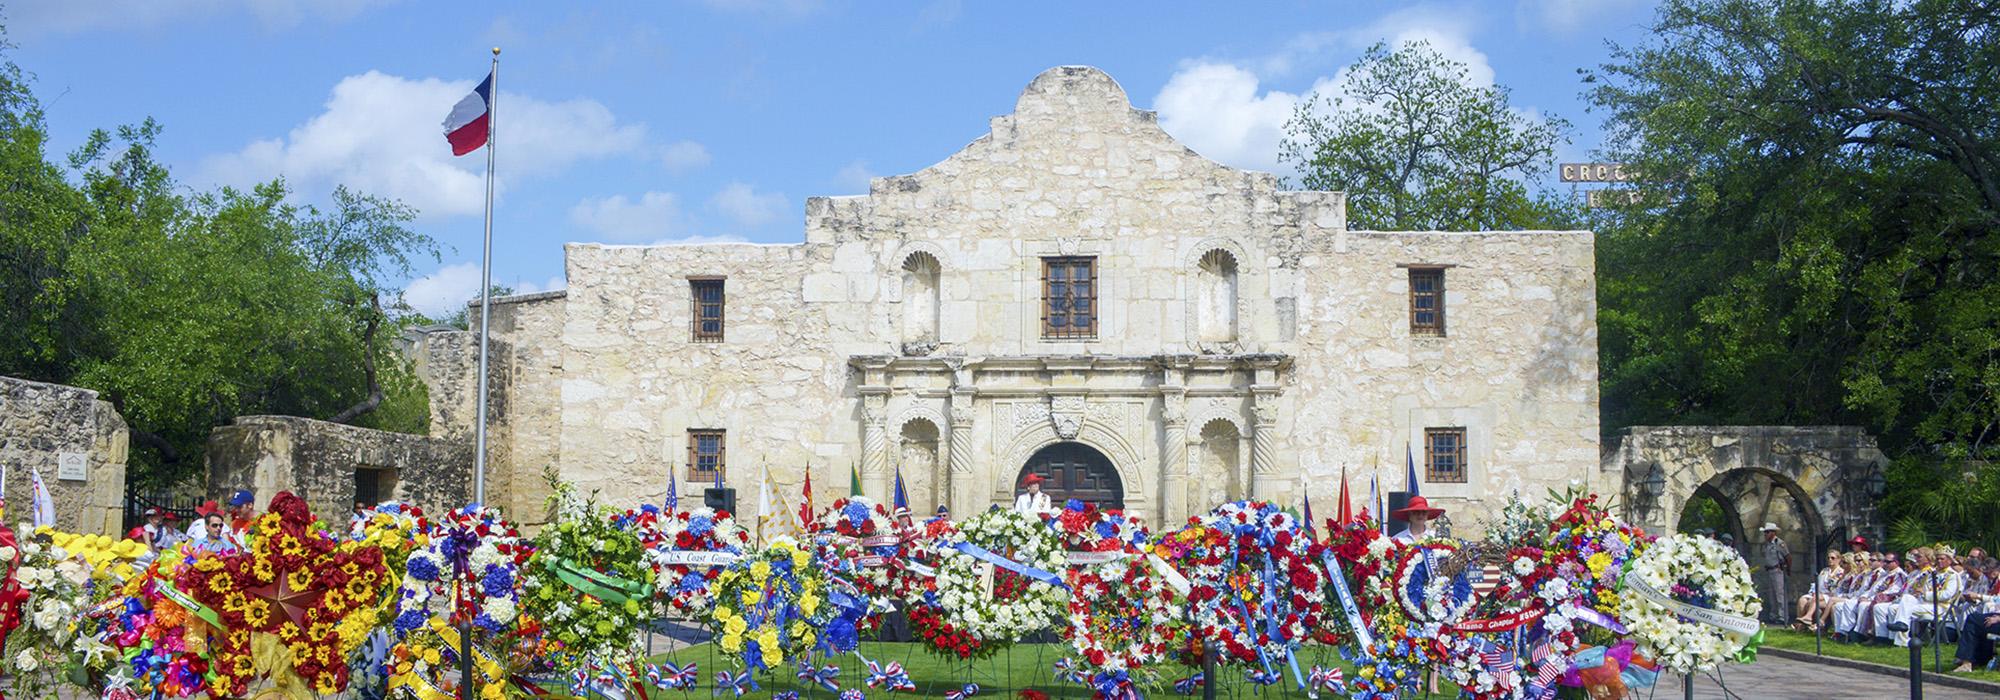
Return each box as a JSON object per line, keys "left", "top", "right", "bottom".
{"left": 7, "top": 0, "right": 1658, "bottom": 316}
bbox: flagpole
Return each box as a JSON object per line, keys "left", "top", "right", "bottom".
{"left": 473, "top": 46, "right": 499, "bottom": 505}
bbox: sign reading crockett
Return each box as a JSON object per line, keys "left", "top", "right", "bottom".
{"left": 1561, "top": 162, "right": 1634, "bottom": 183}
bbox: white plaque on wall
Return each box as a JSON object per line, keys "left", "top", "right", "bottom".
{"left": 57, "top": 452, "right": 87, "bottom": 481}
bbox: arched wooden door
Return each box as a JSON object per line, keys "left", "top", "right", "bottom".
{"left": 1018, "top": 442, "right": 1123, "bottom": 511}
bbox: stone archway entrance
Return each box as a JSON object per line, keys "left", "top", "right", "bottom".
{"left": 1018, "top": 442, "right": 1123, "bottom": 510}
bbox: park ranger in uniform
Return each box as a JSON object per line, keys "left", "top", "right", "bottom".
{"left": 1760, "top": 522, "right": 1791, "bottom": 624}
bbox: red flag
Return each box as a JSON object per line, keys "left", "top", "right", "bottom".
{"left": 798, "top": 466, "right": 814, "bottom": 530}
{"left": 1336, "top": 464, "right": 1354, "bottom": 525}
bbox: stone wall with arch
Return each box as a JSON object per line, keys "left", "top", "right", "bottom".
{"left": 1609, "top": 425, "right": 1888, "bottom": 602}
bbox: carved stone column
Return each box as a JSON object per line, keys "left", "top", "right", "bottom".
{"left": 1248, "top": 395, "right": 1277, "bottom": 499}
{"left": 861, "top": 390, "right": 890, "bottom": 500}
{"left": 1159, "top": 358, "right": 1190, "bottom": 523}
{"left": 1247, "top": 356, "right": 1284, "bottom": 500}
{"left": 946, "top": 387, "right": 974, "bottom": 512}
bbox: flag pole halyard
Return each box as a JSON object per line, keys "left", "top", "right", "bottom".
{"left": 473, "top": 46, "right": 499, "bottom": 506}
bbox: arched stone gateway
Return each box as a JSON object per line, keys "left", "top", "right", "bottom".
{"left": 1608, "top": 426, "right": 1889, "bottom": 610}
{"left": 1018, "top": 442, "right": 1123, "bottom": 510}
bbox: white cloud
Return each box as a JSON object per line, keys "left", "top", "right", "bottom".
{"left": 1518, "top": 0, "right": 1652, "bottom": 35}
{"left": 833, "top": 160, "right": 876, "bottom": 193}
{"left": 8, "top": 0, "right": 396, "bottom": 37}
{"left": 709, "top": 182, "right": 788, "bottom": 228}
{"left": 399, "top": 262, "right": 482, "bottom": 317}
{"left": 514, "top": 275, "right": 567, "bottom": 295}
{"left": 661, "top": 140, "right": 711, "bottom": 173}
{"left": 199, "top": 71, "right": 646, "bottom": 218}
{"left": 1152, "top": 7, "right": 1497, "bottom": 176}
{"left": 1154, "top": 63, "right": 1313, "bottom": 174}
{"left": 569, "top": 191, "right": 689, "bottom": 241}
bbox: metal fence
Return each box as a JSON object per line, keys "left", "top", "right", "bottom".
{"left": 121, "top": 489, "right": 206, "bottom": 534}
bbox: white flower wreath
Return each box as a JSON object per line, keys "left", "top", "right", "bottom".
{"left": 929, "top": 510, "right": 1068, "bottom": 647}
{"left": 1616, "top": 534, "right": 1760, "bottom": 673}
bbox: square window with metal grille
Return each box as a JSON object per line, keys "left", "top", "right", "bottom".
{"left": 690, "top": 278, "right": 725, "bottom": 342}
{"left": 1425, "top": 427, "right": 1468, "bottom": 483}
{"left": 1409, "top": 268, "right": 1446, "bottom": 336}
{"left": 1042, "top": 256, "right": 1097, "bottom": 339}
{"left": 687, "top": 430, "right": 726, "bottom": 481}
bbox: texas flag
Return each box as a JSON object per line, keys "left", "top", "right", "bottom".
{"left": 442, "top": 71, "right": 493, "bottom": 156}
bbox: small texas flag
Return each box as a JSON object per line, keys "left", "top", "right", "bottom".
{"left": 442, "top": 71, "right": 493, "bottom": 156}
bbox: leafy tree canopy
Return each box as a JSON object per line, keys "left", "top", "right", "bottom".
{"left": 1590, "top": 0, "right": 2000, "bottom": 550}
{"left": 0, "top": 39, "right": 437, "bottom": 487}
{"left": 1281, "top": 40, "right": 1578, "bottom": 231}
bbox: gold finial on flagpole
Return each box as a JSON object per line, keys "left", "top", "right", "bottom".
{"left": 492, "top": 47, "right": 501, "bottom": 56}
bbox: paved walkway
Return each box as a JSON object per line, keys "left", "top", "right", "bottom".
{"left": 1656, "top": 653, "right": 1991, "bottom": 699}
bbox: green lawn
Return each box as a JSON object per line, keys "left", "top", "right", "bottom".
{"left": 619, "top": 642, "right": 1458, "bottom": 699}
{"left": 1760, "top": 627, "right": 2000, "bottom": 684}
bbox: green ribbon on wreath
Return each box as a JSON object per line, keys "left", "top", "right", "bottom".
{"left": 1732, "top": 628, "right": 1764, "bottom": 664}
{"left": 554, "top": 560, "right": 652, "bottom": 604}
{"left": 155, "top": 577, "right": 225, "bottom": 630}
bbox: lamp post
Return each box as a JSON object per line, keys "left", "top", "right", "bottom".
{"left": 1634, "top": 465, "right": 1667, "bottom": 531}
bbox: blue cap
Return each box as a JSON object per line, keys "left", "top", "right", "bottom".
{"left": 229, "top": 490, "right": 254, "bottom": 506}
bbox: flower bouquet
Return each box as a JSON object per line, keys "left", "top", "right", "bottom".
{"left": 387, "top": 505, "right": 531, "bottom": 700}
{"left": 913, "top": 509, "right": 1067, "bottom": 660}
{"left": 1156, "top": 501, "right": 1325, "bottom": 676}
{"left": 811, "top": 497, "right": 925, "bottom": 615}
{"left": 1, "top": 524, "right": 100, "bottom": 697}
{"left": 707, "top": 536, "right": 847, "bottom": 670}
{"left": 521, "top": 483, "right": 652, "bottom": 676}
{"left": 636, "top": 504, "right": 749, "bottom": 616}
{"left": 1615, "top": 533, "right": 1760, "bottom": 674}
{"left": 175, "top": 491, "right": 395, "bottom": 697}
{"left": 1047, "top": 500, "right": 1185, "bottom": 687}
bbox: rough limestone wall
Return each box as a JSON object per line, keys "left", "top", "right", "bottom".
{"left": 559, "top": 243, "right": 847, "bottom": 513}
{"left": 0, "top": 376, "right": 129, "bottom": 534}
{"left": 205, "top": 416, "right": 473, "bottom": 521}
{"left": 415, "top": 330, "right": 479, "bottom": 443}
{"left": 482, "top": 293, "right": 567, "bottom": 524}
{"left": 1605, "top": 425, "right": 1886, "bottom": 539}
{"left": 547, "top": 66, "right": 1601, "bottom": 528}
{"left": 1282, "top": 230, "right": 1601, "bottom": 533}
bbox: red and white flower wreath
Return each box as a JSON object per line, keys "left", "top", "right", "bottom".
{"left": 1049, "top": 502, "right": 1187, "bottom": 677}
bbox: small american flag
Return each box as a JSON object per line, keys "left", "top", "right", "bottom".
{"left": 1480, "top": 639, "right": 1516, "bottom": 689}
{"left": 1530, "top": 641, "right": 1564, "bottom": 687}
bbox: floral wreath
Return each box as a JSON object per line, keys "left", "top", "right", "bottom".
{"left": 707, "top": 537, "right": 849, "bottom": 671}
{"left": 633, "top": 505, "right": 749, "bottom": 616}
{"left": 386, "top": 506, "right": 530, "bottom": 700}
{"left": 1615, "top": 534, "right": 1759, "bottom": 674}
{"left": 174, "top": 491, "right": 394, "bottom": 697}
{"left": 1391, "top": 541, "right": 1477, "bottom": 628}
{"left": 810, "top": 497, "right": 925, "bottom": 611}
{"left": 521, "top": 484, "right": 653, "bottom": 675}
{"left": 1046, "top": 500, "right": 1184, "bottom": 689}
{"left": 913, "top": 509, "right": 1067, "bottom": 660}
{"left": 1155, "top": 501, "right": 1325, "bottom": 676}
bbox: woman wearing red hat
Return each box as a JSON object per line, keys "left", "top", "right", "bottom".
{"left": 1390, "top": 495, "right": 1445, "bottom": 544}
{"left": 1013, "top": 473, "right": 1052, "bottom": 516}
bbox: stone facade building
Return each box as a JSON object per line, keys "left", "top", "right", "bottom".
{"left": 421, "top": 66, "right": 1603, "bottom": 529}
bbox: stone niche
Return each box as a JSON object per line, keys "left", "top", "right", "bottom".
{"left": 206, "top": 415, "right": 473, "bottom": 522}
{"left": 0, "top": 376, "right": 130, "bottom": 534}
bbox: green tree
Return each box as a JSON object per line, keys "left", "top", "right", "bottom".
{"left": 1280, "top": 41, "right": 1578, "bottom": 231}
{"left": 1590, "top": 0, "right": 2000, "bottom": 550}
{"left": 0, "top": 38, "right": 438, "bottom": 486}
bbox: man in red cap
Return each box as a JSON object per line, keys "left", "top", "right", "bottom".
{"left": 1849, "top": 535, "right": 1871, "bottom": 553}
{"left": 1013, "top": 473, "right": 1052, "bottom": 516}
{"left": 1391, "top": 495, "right": 1445, "bottom": 544}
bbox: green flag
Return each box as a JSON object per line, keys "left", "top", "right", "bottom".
{"left": 850, "top": 463, "right": 863, "bottom": 499}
